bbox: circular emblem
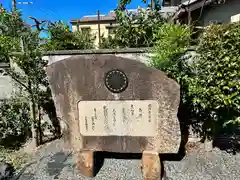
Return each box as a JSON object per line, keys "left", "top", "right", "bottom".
{"left": 105, "top": 69, "right": 128, "bottom": 93}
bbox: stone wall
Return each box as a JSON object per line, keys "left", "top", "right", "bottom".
{"left": 43, "top": 48, "right": 152, "bottom": 66}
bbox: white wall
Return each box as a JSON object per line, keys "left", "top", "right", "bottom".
{"left": 200, "top": 0, "right": 240, "bottom": 25}
{"left": 43, "top": 52, "right": 152, "bottom": 66}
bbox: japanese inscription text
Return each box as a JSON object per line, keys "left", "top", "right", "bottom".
{"left": 78, "top": 100, "right": 159, "bottom": 136}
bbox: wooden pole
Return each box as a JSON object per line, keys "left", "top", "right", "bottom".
{"left": 12, "top": 0, "right": 16, "bottom": 11}
{"left": 188, "top": 9, "right": 192, "bottom": 25}
{"left": 77, "top": 21, "right": 80, "bottom": 32}
{"left": 97, "top": 10, "right": 101, "bottom": 48}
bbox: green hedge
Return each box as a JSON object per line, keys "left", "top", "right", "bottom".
{"left": 152, "top": 22, "right": 240, "bottom": 140}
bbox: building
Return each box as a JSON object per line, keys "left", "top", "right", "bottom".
{"left": 70, "top": 10, "right": 119, "bottom": 48}
{"left": 175, "top": 0, "right": 240, "bottom": 26}
{"left": 70, "top": 8, "right": 178, "bottom": 48}
{"left": 70, "top": 1, "right": 183, "bottom": 48}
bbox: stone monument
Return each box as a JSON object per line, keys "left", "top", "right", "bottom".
{"left": 46, "top": 54, "right": 181, "bottom": 180}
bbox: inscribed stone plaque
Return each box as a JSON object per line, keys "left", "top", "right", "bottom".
{"left": 78, "top": 100, "right": 158, "bottom": 136}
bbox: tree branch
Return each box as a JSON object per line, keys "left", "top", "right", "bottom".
{"left": 7, "top": 70, "right": 31, "bottom": 93}
{"left": 2, "top": 53, "right": 31, "bottom": 93}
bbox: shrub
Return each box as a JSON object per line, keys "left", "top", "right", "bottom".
{"left": 151, "top": 23, "right": 194, "bottom": 107}
{"left": 152, "top": 22, "right": 240, "bottom": 141}
{"left": 151, "top": 23, "right": 192, "bottom": 79}
{"left": 189, "top": 23, "right": 240, "bottom": 138}
{"left": 0, "top": 96, "right": 31, "bottom": 149}
{"left": 151, "top": 22, "right": 196, "bottom": 140}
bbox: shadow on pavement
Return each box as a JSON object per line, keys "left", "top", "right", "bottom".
{"left": 213, "top": 126, "right": 240, "bottom": 155}
{"left": 11, "top": 155, "right": 51, "bottom": 180}
{"left": 46, "top": 152, "right": 72, "bottom": 179}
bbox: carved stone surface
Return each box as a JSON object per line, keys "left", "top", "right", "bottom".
{"left": 78, "top": 100, "right": 158, "bottom": 136}
{"left": 141, "top": 151, "right": 161, "bottom": 180}
{"left": 104, "top": 69, "right": 128, "bottom": 93}
{"left": 76, "top": 150, "right": 95, "bottom": 177}
{"left": 46, "top": 54, "right": 181, "bottom": 154}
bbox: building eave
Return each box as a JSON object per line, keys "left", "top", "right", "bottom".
{"left": 70, "top": 19, "right": 116, "bottom": 25}
{"left": 173, "top": 0, "right": 217, "bottom": 19}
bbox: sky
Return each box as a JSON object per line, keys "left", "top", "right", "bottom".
{"left": 1, "top": 0, "right": 146, "bottom": 33}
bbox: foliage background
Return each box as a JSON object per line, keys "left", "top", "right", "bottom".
{"left": 100, "top": 8, "right": 166, "bottom": 48}
{"left": 0, "top": 96, "right": 31, "bottom": 148}
{"left": 1, "top": 3, "right": 240, "bottom": 157}
{"left": 42, "top": 21, "right": 96, "bottom": 51}
{"left": 151, "top": 22, "right": 240, "bottom": 152}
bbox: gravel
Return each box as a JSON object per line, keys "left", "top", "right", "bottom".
{"left": 11, "top": 139, "right": 240, "bottom": 180}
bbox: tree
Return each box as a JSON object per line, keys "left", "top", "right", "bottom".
{"left": 119, "top": 0, "right": 146, "bottom": 9}
{"left": 28, "top": 16, "right": 48, "bottom": 32}
{"left": 0, "top": 7, "right": 61, "bottom": 147}
{"left": 8, "top": 30, "right": 48, "bottom": 147}
{"left": 42, "top": 21, "right": 95, "bottom": 51}
{"left": 0, "top": 5, "right": 22, "bottom": 62}
{"left": 118, "top": 0, "right": 161, "bottom": 10}
{"left": 101, "top": 7, "right": 165, "bottom": 48}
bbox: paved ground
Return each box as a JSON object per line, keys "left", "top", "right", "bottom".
{"left": 12, "top": 139, "right": 240, "bottom": 180}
